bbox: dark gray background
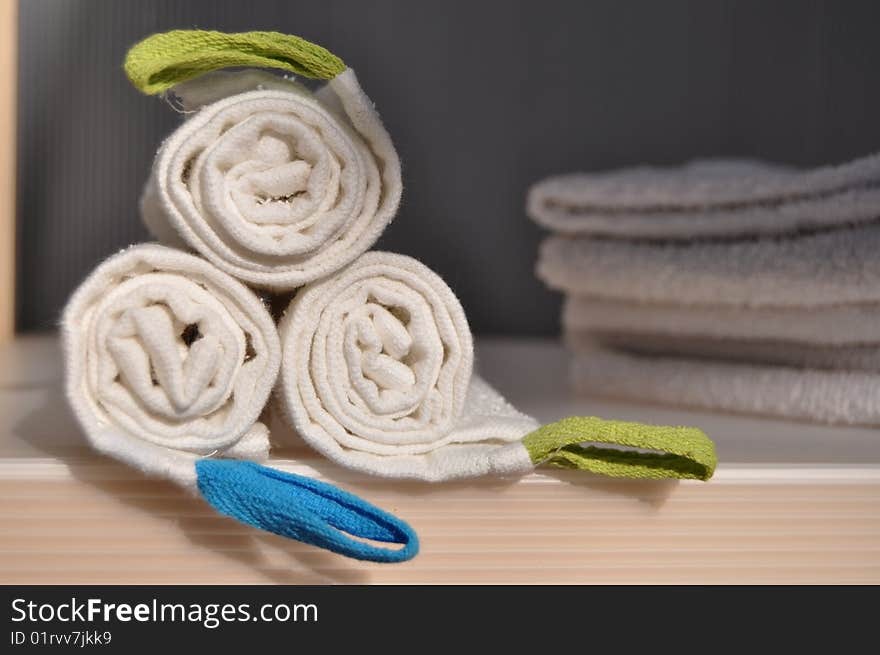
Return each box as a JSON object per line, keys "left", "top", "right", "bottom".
{"left": 16, "top": 0, "right": 880, "bottom": 334}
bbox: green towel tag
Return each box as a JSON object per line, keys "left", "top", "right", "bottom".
{"left": 124, "top": 29, "right": 346, "bottom": 95}
{"left": 523, "top": 416, "right": 717, "bottom": 481}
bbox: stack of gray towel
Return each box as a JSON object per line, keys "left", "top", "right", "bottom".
{"left": 528, "top": 153, "right": 880, "bottom": 426}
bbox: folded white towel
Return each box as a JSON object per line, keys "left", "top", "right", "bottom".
{"left": 277, "top": 251, "right": 540, "bottom": 481}
{"left": 568, "top": 329, "right": 880, "bottom": 373}
{"left": 572, "top": 346, "right": 880, "bottom": 426}
{"left": 564, "top": 296, "right": 880, "bottom": 346}
{"left": 528, "top": 154, "right": 880, "bottom": 239}
{"left": 141, "top": 68, "right": 401, "bottom": 290}
{"left": 62, "top": 244, "right": 281, "bottom": 487}
{"left": 564, "top": 296, "right": 880, "bottom": 372}
{"left": 537, "top": 222, "right": 880, "bottom": 308}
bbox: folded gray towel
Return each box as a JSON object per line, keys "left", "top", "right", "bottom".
{"left": 528, "top": 154, "right": 880, "bottom": 239}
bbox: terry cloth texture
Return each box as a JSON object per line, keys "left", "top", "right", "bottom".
{"left": 571, "top": 347, "right": 880, "bottom": 426}
{"left": 537, "top": 221, "right": 880, "bottom": 307}
{"left": 569, "top": 331, "right": 880, "bottom": 373}
{"left": 277, "top": 251, "right": 540, "bottom": 481}
{"left": 564, "top": 296, "right": 880, "bottom": 346}
{"left": 62, "top": 244, "right": 281, "bottom": 487}
{"left": 141, "top": 68, "right": 401, "bottom": 290}
{"left": 532, "top": 153, "right": 880, "bottom": 425}
{"left": 563, "top": 292, "right": 880, "bottom": 423}
{"left": 537, "top": 225, "right": 880, "bottom": 424}
{"left": 564, "top": 297, "right": 880, "bottom": 372}
{"left": 528, "top": 153, "right": 880, "bottom": 239}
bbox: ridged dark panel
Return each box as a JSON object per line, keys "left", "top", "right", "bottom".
{"left": 15, "top": 0, "right": 880, "bottom": 334}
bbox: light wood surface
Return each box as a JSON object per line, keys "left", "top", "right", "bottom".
{"left": 1, "top": 335, "right": 878, "bottom": 584}
{"left": 0, "top": 0, "right": 16, "bottom": 343}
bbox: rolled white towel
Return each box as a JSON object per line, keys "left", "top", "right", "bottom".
{"left": 141, "top": 67, "right": 401, "bottom": 290}
{"left": 62, "top": 244, "right": 281, "bottom": 487}
{"left": 277, "top": 251, "right": 541, "bottom": 481}
{"left": 528, "top": 154, "right": 880, "bottom": 239}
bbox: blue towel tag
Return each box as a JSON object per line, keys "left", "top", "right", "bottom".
{"left": 195, "top": 459, "right": 419, "bottom": 563}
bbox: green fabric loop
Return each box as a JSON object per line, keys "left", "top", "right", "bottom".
{"left": 523, "top": 416, "right": 717, "bottom": 481}
{"left": 124, "top": 30, "right": 346, "bottom": 95}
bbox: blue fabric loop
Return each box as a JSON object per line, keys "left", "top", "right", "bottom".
{"left": 195, "top": 459, "right": 419, "bottom": 563}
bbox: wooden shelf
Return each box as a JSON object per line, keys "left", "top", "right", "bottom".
{"left": 2, "top": 334, "right": 878, "bottom": 584}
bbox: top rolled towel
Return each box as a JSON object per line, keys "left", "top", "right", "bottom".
{"left": 528, "top": 153, "right": 880, "bottom": 239}
{"left": 130, "top": 30, "right": 402, "bottom": 290}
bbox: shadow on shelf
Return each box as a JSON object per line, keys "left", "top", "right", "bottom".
{"left": 13, "top": 386, "right": 372, "bottom": 584}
